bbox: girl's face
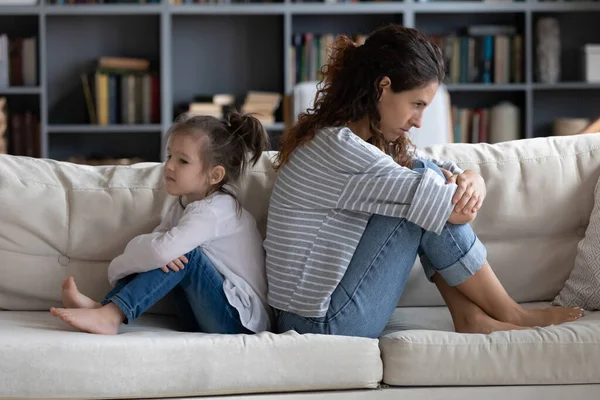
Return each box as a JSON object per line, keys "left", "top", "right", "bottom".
{"left": 164, "top": 133, "right": 223, "bottom": 203}
{"left": 377, "top": 79, "right": 439, "bottom": 143}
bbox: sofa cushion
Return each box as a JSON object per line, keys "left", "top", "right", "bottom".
{"left": 380, "top": 303, "right": 600, "bottom": 386}
{"left": 0, "top": 152, "right": 276, "bottom": 311}
{"left": 553, "top": 172, "right": 600, "bottom": 310}
{"left": 0, "top": 311, "right": 382, "bottom": 399}
{"left": 400, "top": 134, "right": 600, "bottom": 307}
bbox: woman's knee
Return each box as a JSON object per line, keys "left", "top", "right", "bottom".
{"left": 412, "top": 159, "right": 446, "bottom": 180}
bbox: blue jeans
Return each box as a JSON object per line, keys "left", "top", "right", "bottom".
{"left": 276, "top": 160, "right": 487, "bottom": 338}
{"left": 101, "top": 247, "right": 251, "bottom": 334}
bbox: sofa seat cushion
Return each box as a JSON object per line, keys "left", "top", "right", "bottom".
{"left": 380, "top": 303, "right": 600, "bottom": 386}
{"left": 0, "top": 311, "right": 382, "bottom": 399}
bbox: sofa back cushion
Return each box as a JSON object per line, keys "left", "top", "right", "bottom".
{"left": 2, "top": 134, "right": 600, "bottom": 311}
{"left": 0, "top": 152, "right": 278, "bottom": 311}
{"left": 400, "top": 133, "right": 600, "bottom": 306}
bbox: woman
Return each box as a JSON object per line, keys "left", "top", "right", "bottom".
{"left": 263, "top": 24, "right": 583, "bottom": 339}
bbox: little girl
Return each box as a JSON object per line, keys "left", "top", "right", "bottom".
{"left": 50, "top": 110, "right": 272, "bottom": 335}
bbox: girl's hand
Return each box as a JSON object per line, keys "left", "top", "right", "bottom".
{"left": 160, "top": 255, "right": 188, "bottom": 273}
{"left": 442, "top": 169, "right": 486, "bottom": 214}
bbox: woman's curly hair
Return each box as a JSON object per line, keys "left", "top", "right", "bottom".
{"left": 276, "top": 24, "right": 445, "bottom": 170}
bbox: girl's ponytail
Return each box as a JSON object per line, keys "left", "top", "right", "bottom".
{"left": 226, "top": 109, "right": 270, "bottom": 175}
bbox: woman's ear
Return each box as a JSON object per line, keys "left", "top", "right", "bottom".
{"left": 210, "top": 165, "right": 226, "bottom": 185}
{"left": 378, "top": 76, "right": 392, "bottom": 101}
{"left": 379, "top": 76, "right": 391, "bottom": 89}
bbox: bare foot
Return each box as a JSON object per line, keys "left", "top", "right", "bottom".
{"left": 454, "top": 309, "right": 530, "bottom": 334}
{"left": 511, "top": 306, "right": 584, "bottom": 328}
{"left": 50, "top": 303, "right": 124, "bottom": 335}
{"left": 61, "top": 276, "right": 101, "bottom": 309}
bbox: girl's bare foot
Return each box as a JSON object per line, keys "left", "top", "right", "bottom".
{"left": 50, "top": 303, "right": 124, "bottom": 335}
{"left": 61, "top": 276, "right": 101, "bottom": 309}
{"left": 454, "top": 307, "right": 530, "bottom": 334}
{"left": 508, "top": 306, "right": 584, "bottom": 328}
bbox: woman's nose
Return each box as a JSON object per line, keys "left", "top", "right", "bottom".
{"left": 411, "top": 112, "right": 423, "bottom": 129}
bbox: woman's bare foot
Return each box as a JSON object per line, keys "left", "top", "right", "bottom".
{"left": 50, "top": 303, "right": 124, "bottom": 335}
{"left": 454, "top": 307, "right": 530, "bottom": 334}
{"left": 61, "top": 276, "right": 101, "bottom": 309}
{"left": 507, "top": 306, "right": 584, "bottom": 328}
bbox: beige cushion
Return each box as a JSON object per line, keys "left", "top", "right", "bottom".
{"left": 399, "top": 134, "right": 600, "bottom": 307}
{"left": 553, "top": 173, "right": 600, "bottom": 310}
{"left": 3, "top": 134, "right": 600, "bottom": 311}
{"left": 380, "top": 303, "right": 600, "bottom": 386}
{"left": 0, "top": 311, "right": 381, "bottom": 399}
{"left": 0, "top": 152, "right": 276, "bottom": 311}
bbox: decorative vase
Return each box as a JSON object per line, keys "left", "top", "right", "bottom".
{"left": 536, "top": 17, "right": 561, "bottom": 84}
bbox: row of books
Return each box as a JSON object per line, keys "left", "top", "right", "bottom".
{"left": 83, "top": 57, "right": 160, "bottom": 125}
{"left": 290, "top": 26, "right": 523, "bottom": 86}
{"left": 290, "top": 33, "right": 367, "bottom": 85}
{"left": 0, "top": 98, "right": 41, "bottom": 158}
{"left": 451, "top": 106, "right": 492, "bottom": 144}
{"left": 0, "top": 35, "right": 37, "bottom": 88}
{"left": 430, "top": 26, "right": 524, "bottom": 85}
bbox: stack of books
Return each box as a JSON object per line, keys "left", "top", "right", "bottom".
{"left": 241, "top": 91, "right": 282, "bottom": 126}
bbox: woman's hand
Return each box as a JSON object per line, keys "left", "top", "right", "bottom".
{"left": 161, "top": 255, "right": 188, "bottom": 273}
{"left": 442, "top": 169, "right": 486, "bottom": 214}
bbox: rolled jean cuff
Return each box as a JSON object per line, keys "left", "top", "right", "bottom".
{"left": 102, "top": 294, "right": 135, "bottom": 324}
{"left": 422, "top": 237, "right": 487, "bottom": 286}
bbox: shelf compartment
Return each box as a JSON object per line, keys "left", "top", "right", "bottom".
{"left": 46, "top": 15, "right": 160, "bottom": 125}
{"left": 171, "top": 15, "right": 284, "bottom": 122}
{"left": 418, "top": 13, "right": 525, "bottom": 86}
{"left": 48, "top": 131, "right": 162, "bottom": 162}
{"left": 532, "top": 12, "right": 600, "bottom": 84}
{"left": 449, "top": 90, "right": 526, "bottom": 142}
{"left": 532, "top": 89, "right": 600, "bottom": 138}
{"left": 0, "top": 15, "right": 40, "bottom": 88}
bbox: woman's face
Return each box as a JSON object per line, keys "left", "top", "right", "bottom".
{"left": 377, "top": 78, "right": 439, "bottom": 143}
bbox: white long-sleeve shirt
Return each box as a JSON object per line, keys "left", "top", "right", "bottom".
{"left": 108, "top": 191, "right": 272, "bottom": 333}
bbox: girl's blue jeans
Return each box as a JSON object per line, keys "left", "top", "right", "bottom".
{"left": 276, "top": 160, "right": 487, "bottom": 338}
{"left": 101, "top": 247, "right": 251, "bottom": 334}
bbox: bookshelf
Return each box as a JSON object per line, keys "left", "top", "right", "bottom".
{"left": 0, "top": 0, "right": 599, "bottom": 161}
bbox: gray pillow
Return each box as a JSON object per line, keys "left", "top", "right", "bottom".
{"left": 553, "top": 176, "right": 600, "bottom": 310}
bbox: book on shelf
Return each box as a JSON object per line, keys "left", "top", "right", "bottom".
{"left": 0, "top": 34, "right": 37, "bottom": 88}
{"left": 0, "top": 97, "right": 41, "bottom": 157}
{"left": 290, "top": 32, "right": 366, "bottom": 86}
{"left": 82, "top": 56, "right": 160, "bottom": 126}
{"left": 430, "top": 25, "right": 523, "bottom": 85}
{"left": 241, "top": 91, "right": 282, "bottom": 126}
{"left": 451, "top": 105, "right": 490, "bottom": 144}
{"left": 188, "top": 93, "right": 236, "bottom": 119}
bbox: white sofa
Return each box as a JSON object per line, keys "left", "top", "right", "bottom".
{"left": 1, "top": 133, "right": 600, "bottom": 400}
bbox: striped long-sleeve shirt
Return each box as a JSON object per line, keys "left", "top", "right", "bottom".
{"left": 264, "top": 127, "right": 464, "bottom": 317}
